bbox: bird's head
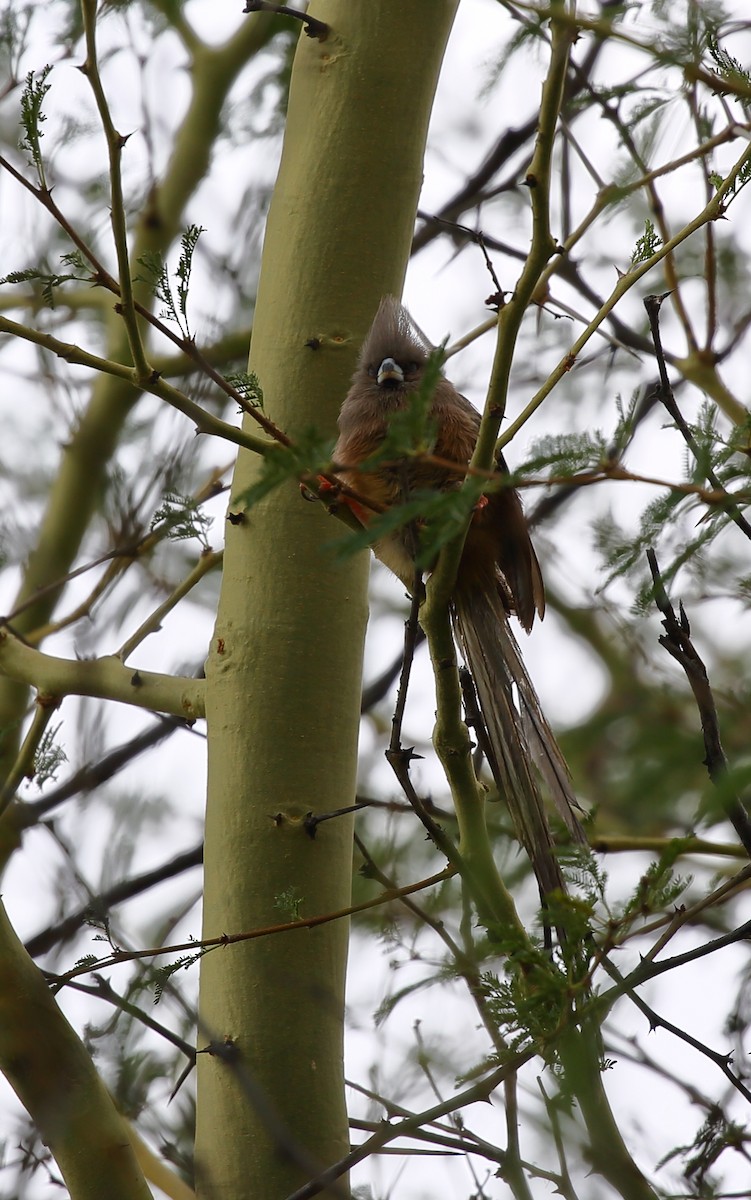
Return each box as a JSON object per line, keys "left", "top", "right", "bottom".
{"left": 356, "top": 296, "right": 435, "bottom": 395}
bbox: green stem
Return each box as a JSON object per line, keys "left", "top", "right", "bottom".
{"left": 480, "top": 0, "right": 574, "bottom": 450}
{"left": 80, "top": 0, "right": 150, "bottom": 378}
{"left": 0, "top": 901, "right": 153, "bottom": 1200}
{"left": 420, "top": 584, "right": 529, "bottom": 946}
{"left": 558, "top": 1019, "right": 658, "bottom": 1200}
{"left": 0, "top": 630, "right": 204, "bottom": 722}
{"left": 500, "top": 135, "right": 751, "bottom": 446}
{"left": 117, "top": 551, "right": 223, "bottom": 663}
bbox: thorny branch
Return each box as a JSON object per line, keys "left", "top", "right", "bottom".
{"left": 242, "top": 1, "right": 328, "bottom": 41}
{"left": 48, "top": 866, "right": 456, "bottom": 986}
{"left": 647, "top": 549, "right": 751, "bottom": 858}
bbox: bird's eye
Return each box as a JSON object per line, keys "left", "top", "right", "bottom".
{"left": 366, "top": 365, "right": 377, "bottom": 378}
{"left": 406, "top": 362, "right": 419, "bottom": 374}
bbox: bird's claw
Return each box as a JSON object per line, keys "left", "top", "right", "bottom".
{"left": 300, "top": 475, "right": 339, "bottom": 503}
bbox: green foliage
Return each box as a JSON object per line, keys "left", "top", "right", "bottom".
{"left": 658, "top": 1106, "right": 747, "bottom": 1194}
{"left": 0, "top": 251, "right": 90, "bottom": 307}
{"left": 32, "top": 721, "right": 67, "bottom": 787}
{"left": 478, "top": 948, "right": 576, "bottom": 1059}
{"left": 629, "top": 218, "right": 661, "bottom": 268}
{"left": 137, "top": 224, "right": 205, "bottom": 338}
{"left": 594, "top": 399, "right": 751, "bottom": 608}
{"left": 719, "top": 156, "right": 751, "bottom": 205}
{"left": 18, "top": 63, "right": 51, "bottom": 188}
{"left": 708, "top": 33, "right": 751, "bottom": 106}
{"left": 274, "top": 886, "right": 303, "bottom": 921}
{"left": 524, "top": 429, "right": 610, "bottom": 477}
{"left": 73, "top": 954, "right": 99, "bottom": 972}
{"left": 151, "top": 491, "right": 213, "bottom": 550}
{"left": 619, "top": 843, "right": 691, "bottom": 923}
{"left": 335, "top": 479, "right": 489, "bottom": 571}
{"left": 153, "top": 945, "right": 209, "bottom": 1005}
{"left": 233, "top": 429, "right": 333, "bottom": 510}
{"left": 594, "top": 495, "right": 716, "bottom": 610}
{"left": 224, "top": 369, "right": 264, "bottom": 410}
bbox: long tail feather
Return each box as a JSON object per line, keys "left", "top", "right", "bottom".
{"left": 454, "top": 589, "right": 587, "bottom": 899}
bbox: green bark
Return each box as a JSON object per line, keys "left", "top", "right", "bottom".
{"left": 196, "top": 2, "right": 458, "bottom": 1196}
{"left": 0, "top": 902, "right": 153, "bottom": 1200}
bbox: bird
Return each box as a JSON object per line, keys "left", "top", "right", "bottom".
{"left": 332, "top": 295, "right": 587, "bottom": 902}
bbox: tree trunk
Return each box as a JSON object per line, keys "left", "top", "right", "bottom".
{"left": 195, "top": 2, "right": 459, "bottom": 1196}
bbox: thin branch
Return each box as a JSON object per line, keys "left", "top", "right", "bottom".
{"left": 116, "top": 550, "right": 222, "bottom": 662}
{"left": 599, "top": 954, "right": 751, "bottom": 1105}
{"left": 0, "top": 467, "right": 228, "bottom": 637}
{"left": 360, "top": 633, "right": 425, "bottom": 711}
{"left": 647, "top": 549, "right": 751, "bottom": 857}
{"left": 644, "top": 292, "right": 751, "bottom": 541}
{"left": 537, "top": 1078, "right": 581, "bottom": 1200}
{"left": 0, "top": 312, "right": 272, "bottom": 456}
{"left": 283, "top": 1054, "right": 535, "bottom": 1200}
{"left": 0, "top": 152, "right": 288, "bottom": 444}
{"left": 589, "top": 834, "right": 747, "bottom": 860}
{"left": 600, "top": 916, "right": 751, "bottom": 1011}
{"left": 49, "top": 867, "right": 456, "bottom": 985}
{"left": 63, "top": 975, "right": 196, "bottom": 1061}
{"left": 26, "top": 841, "right": 203, "bottom": 958}
{"left": 499, "top": 133, "right": 751, "bottom": 446}
{"left": 481, "top": 0, "right": 575, "bottom": 447}
{"left": 80, "top": 0, "right": 150, "bottom": 379}
{"left": 23, "top": 716, "right": 190, "bottom": 822}
{"left": 0, "top": 698, "right": 60, "bottom": 813}
{"left": 242, "top": 1, "right": 329, "bottom": 40}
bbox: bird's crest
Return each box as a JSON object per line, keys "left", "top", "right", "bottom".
{"left": 358, "top": 296, "right": 434, "bottom": 371}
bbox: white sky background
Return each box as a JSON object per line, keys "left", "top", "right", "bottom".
{"left": 1, "top": 0, "right": 751, "bottom": 1197}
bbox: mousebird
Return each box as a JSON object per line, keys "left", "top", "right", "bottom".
{"left": 332, "top": 296, "right": 586, "bottom": 901}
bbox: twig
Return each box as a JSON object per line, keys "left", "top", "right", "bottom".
{"left": 0, "top": 468, "right": 228, "bottom": 636}
{"left": 537, "top": 1079, "right": 581, "bottom": 1200}
{"left": 48, "top": 866, "right": 456, "bottom": 985}
{"left": 0, "top": 700, "right": 61, "bottom": 815}
{"left": 600, "top": 915, "right": 751, "bottom": 1010}
{"left": 64, "top": 975, "right": 196, "bottom": 1061}
{"left": 23, "top": 715, "right": 193, "bottom": 822}
{"left": 599, "top": 954, "right": 751, "bottom": 1105}
{"left": 360, "top": 633, "right": 425, "bottom": 711}
{"left": 499, "top": 134, "right": 751, "bottom": 448}
{"left": 647, "top": 549, "right": 751, "bottom": 857}
{"left": 388, "top": 568, "right": 424, "bottom": 756}
{"left": 384, "top": 559, "right": 455, "bottom": 853}
{"left": 26, "top": 841, "right": 203, "bottom": 958}
{"left": 116, "top": 550, "right": 222, "bottom": 662}
{"left": 644, "top": 293, "right": 751, "bottom": 541}
{"left": 283, "top": 1053, "right": 534, "bottom": 1200}
{"left": 242, "top": 1, "right": 329, "bottom": 41}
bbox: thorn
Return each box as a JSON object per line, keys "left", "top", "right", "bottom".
{"left": 386, "top": 746, "right": 424, "bottom": 767}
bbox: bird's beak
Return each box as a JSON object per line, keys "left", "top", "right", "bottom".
{"left": 377, "top": 357, "right": 404, "bottom": 385}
